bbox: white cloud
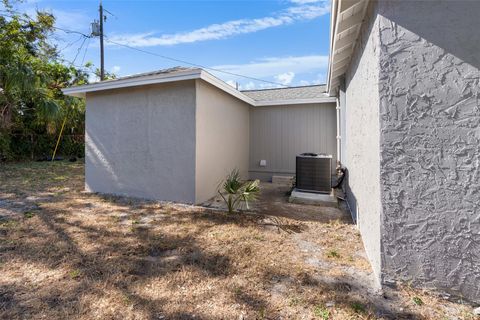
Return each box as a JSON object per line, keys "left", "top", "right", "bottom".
{"left": 109, "top": 2, "right": 330, "bottom": 47}
{"left": 51, "top": 9, "right": 90, "bottom": 31}
{"left": 211, "top": 55, "right": 328, "bottom": 90}
{"left": 111, "top": 65, "right": 121, "bottom": 73}
{"left": 18, "top": 5, "right": 90, "bottom": 32}
{"left": 212, "top": 55, "right": 328, "bottom": 80}
{"left": 88, "top": 73, "right": 98, "bottom": 83}
{"left": 225, "top": 80, "right": 237, "bottom": 88}
{"left": 241, "top": 82, "right": 257, "bottom": 90}
{"left": 289, "top": 0, "right": 322, "bottom": 4}
{"left": 2, "top": 1, "right": 91, "bottom": 43}
{"left": 275, "top": 72, "right": 295, "bottom": 85}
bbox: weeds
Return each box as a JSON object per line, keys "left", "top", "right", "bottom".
{"left": 289, "top": 297, "right": 302, "bottom": 307}
{"left": 313, "top": 305, "right": 330, "bottom": 319}
{"left": 69, "top": 269, "right": 81, "bottom": 279}
{"left": 351, "top": 302, "right": 366, "bottom": 313}
{"left": 413, "top": 296, "right": 424, "bottom": 306}
{"left": 23, "top": 211, "right": 35, "bottom": 218}
{"left": 326, "top": 249, "right": 340, "bottom": 258}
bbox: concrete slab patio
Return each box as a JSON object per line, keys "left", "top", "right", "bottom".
{"left": 205, "top": 182, "right": 346, "bottom": 223}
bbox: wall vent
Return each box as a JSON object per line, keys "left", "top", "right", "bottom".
{"left": 296, "top": 153, "right": 332, "bottom": 193}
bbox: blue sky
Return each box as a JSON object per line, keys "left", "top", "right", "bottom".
{"left": 4, "top": 0, "right": 332, "bottom": 89}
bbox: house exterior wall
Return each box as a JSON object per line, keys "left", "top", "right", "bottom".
{"left": 195, "top": 80, "right": 250, "bottom": 204}
{"left": 85, "top": 81, "right": 196, "bottom": 203}
{"left": 376, "top": 0, "right": 480, "bottom": 301}
{"left": 249, "top": 103, "right": 337, "bottom": 181}
{"left": 342, "top": 1, "right": 382, "bottom": 283}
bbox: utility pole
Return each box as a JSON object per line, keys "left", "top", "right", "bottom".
{"left": 99, "top": 1, "right": 105, "bottom": 81}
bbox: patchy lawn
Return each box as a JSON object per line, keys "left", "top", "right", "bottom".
{"left": 0, "top": 161, "right": 476, "bottom": 319}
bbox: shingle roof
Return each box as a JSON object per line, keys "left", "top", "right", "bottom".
{"left": 87, "top": 66, "right": 327, "bottom": 102}
{"left": 64, "top": 66, "right": 335, "bottom": 104}
{"left": 102, "top": 66, "right": 200, "bottom": 83}
{"left": 241, "top": 85, "right": 327, "bottom": 101}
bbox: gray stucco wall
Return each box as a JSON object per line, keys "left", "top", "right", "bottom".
{"left": 195, "top": 80, "right": 250, "bottom": 204}
{"left": 376, "top": 1, "right": 480, "bottom": 302}
{"left": 249, "top": 103, "right": 337, "bottom": 181}
{"left": 342, "top": 1, "right": 382, "bottom": 284}
{"left": 85, "top": 81, "right": 196, "bottom": 203}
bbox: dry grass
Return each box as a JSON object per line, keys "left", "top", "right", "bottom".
{"left": 0, "top": 161, "right": 476, "bottom": 319}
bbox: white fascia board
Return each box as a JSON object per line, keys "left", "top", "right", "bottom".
{"left": 199, "top": 70, "right": 256, "bottom": 105}
{"left": 327, "top": 0, "right": 369, "bottom": 96}
{"left": 61, "top": 68, "right": 258, "bottom": 106}
{"left": 61, "top": 68, "right": 332, "bottom": 107}
{"left": 61, "top": 69, "right": 203, "bottom": 98}
{"left": 255, "top": 97, "right": 337, "bottom": 106}
{"left": 200, "top": 70, "right": 336, "bottom": 106}
{"left": 326, "top": 0, "right": 340, "bottom": 96}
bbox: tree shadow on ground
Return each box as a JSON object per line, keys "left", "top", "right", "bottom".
{"left": 0, "top": 192, "right": 237, "bottom": 319}
{"left": 0, "top": 162, "right": 467, "bottom": 320}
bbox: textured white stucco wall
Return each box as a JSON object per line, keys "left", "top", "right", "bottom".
{"left": 85, "top": 81, "right": 196, "bottom": 203}
{"left": 376, "top": 1, "right": 480, "bottom": 302}
{"left": 343, "top": 1, "right": 382, "bottom": 284}
{"left": 195, "top": 80, "right": 250, "bottom": 204}
{"left": 249, "top": 103, "right": 337, "bottom": 181}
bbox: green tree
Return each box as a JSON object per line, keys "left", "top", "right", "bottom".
{"left": 0, "top": 1, "right": 90, "bottom": 160}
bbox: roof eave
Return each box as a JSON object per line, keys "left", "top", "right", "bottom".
{"left": 61, "top": 69, "right": 203, "bottom": 98}
{"left": 326, "top": 0, "right": 369, "bottom": 96}
{"left": 62, "top": 69, "right": 332, "bottom": 107}
{"left": 199, "top": 70, "right": 256, "bottom": 105}
{"left": 61, "top": 68, "right": 258, "bottom": 105}
{"left": 254, "top": 96, "right": 336, "bottom": 106}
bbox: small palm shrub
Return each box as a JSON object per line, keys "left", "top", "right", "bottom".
{"left": 218, "top": 169, "right": 260, "bottom": 213}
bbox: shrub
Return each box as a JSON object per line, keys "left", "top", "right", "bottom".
{"left": 218, "top": 169, "right": 260, "bottom": 214}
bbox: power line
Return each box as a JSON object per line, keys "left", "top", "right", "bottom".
{"left": 104, "top": 37, "right": 288, "bottom": 88}
{"left": 57, "top": 34, "right": 84, "bottom": 53}
{"left": 58, "top": 57, "right": 95, "bottom": 74}
{"left": 2, "top": 9, "right": 289, "bottom": 88}
{"left": 103, "top": 8, "right": 117, "bottom": 20}
{"left": 72, "top": 36, "right": 88, "bottom": 65}
{"left": 80, "top": 36, "right": 91, "bottom": 66}
{"left": 1, "top": 10, "right": 93, "bottom": 72}
{"left": 53, "top": 25, "right": 90, "bottom": 38}
{"left": 0, "top": 10, "right": 91, "bottom": 38}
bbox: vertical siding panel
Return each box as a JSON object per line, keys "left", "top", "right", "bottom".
{"left": 249, "top": 103, "right": 337, "bottom": 180}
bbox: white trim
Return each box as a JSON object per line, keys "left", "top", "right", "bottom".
{"left": 199, "top": 70, "right": 256, "bottom": 105}
{"left": 62, "top": 68, "right": 258, "bottom": 105}
{"left": 326, "top": 0, "right": 369, "bottom": 96}
{"left": 255, "top": 97, "right": 336, "bottom": 106}
{"left": 326, "top": 0, "right": 339, "bottom": 97}
{"left": 62, "top": 68, "right": 334, "bottom": 107}
{"left": 62, "top": 69, "right": 203, "bottom": 98}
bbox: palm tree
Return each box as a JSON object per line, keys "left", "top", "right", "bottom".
{"left": 218, "top": 169, "right": 260, "bottom": 214}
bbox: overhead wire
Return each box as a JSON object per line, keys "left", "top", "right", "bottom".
{"left": 80, "top": 36, "right": 91, "bottom": 66}
{"left": 104, "top": 37, "right": 288, "bottom": 88}
{"left": 1, "top": 9, "right": 94, "bottom": 74}
{"left": 2, "top": 8, "right": 289, "bottom": 88}
{"left": 0, "top": 10, "right": 91, "bottom": 38}
{"left": 71, "top": 36, "right": 88, "bottom": 66}
{"left": 57, "top": 34, "right": 85, "bottom": 53}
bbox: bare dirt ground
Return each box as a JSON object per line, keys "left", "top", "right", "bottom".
{"left": 0, "top": 161, "right": 477, "bottom": 319}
